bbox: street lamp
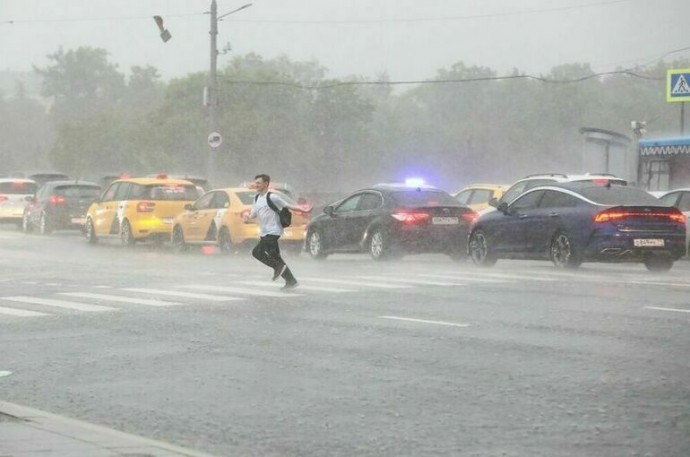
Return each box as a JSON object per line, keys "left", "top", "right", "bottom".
{"left": 206, "top": 1, "right": 252, "bottom": 180}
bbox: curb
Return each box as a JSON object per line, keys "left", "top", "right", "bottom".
{"left": 0, "top": 400, "right": 218, "bottom": 457}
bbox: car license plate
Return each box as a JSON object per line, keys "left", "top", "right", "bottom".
{"left": 633, "top": 238, "right": 664, "bottom": 247}
{"left": 432, "top": 216, "right": 458, "bottom": 225}
{"left": 71, "top": 217, "right": 86, "bottom": 225}
{"left": 162, "top": 217, "right": 173, "bottom": 224}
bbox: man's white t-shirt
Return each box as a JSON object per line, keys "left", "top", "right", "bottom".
{"left": 251, "top": 192, "right": 288, "bottom": 237}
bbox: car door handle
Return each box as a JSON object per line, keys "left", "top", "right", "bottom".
{"left": 519, "top": 214, "right": 528, "bottom": 219}
{"left": 549, "top": 212, "right": 560, "bottom": 217}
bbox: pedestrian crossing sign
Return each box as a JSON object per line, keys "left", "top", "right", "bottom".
{"left": 667, "top": 68, "right": 690, "bottom": 102}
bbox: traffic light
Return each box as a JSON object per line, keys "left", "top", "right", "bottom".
{"left": 153, "top": 16, "right": 172, "bottom": 43}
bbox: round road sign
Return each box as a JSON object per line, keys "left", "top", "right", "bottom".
{"left": 208, "top": 132, "right": 223, "bottom": 149}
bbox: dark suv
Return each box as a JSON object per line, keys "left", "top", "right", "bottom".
{"left": 305, "top": 183, "right": 476, "bottom": 261}
{"left": 23, "top": 180, "right": 101, "bottom": 234}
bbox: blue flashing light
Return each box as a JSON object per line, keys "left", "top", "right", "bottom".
{"left": 405, "top": 177, "right": 426, "bottom": 187}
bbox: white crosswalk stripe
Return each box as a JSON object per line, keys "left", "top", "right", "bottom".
{"left": 236, "top": 280, "right": 354, "bottom": 293}
{"left": 59, "top": 292, "right": 181, "bottom": 307}
{"left": 356, "top": 275, "right": 466, "bottom": 287}
{"left": 3, "top": 296, "right": 117, "bottom": 312}
{"left": 300, "top": 277, "right": 412, "bottom": 289}
{"left": 180, "top": 284, "right": 302, "bottom": 297}
{"left": 124, "top": 288, "right": 244, "bottom": 302}
{"left": 0, "top": 306, "right": 48, "bottom": 317}
{"left": 419, "top": 273, "right": 510, "bottom": 283}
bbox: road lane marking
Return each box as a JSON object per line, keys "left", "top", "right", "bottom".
{"left": 644, "top": 306, "right": 690, "bottom": 314}
{"left": 123, "top": 288, "right": 244, "bottom": 302}
{"left": 236, "top": 280, "right": 354, "bottom": 293}
{"left": 59, "top": 292, "right": 181, "bottom": 307}
{"left": 180, "top": 285, "right": 303, "bottom": 297}
{"left": 358, "top": 275, "right": 465, "bottom": 286}
{"left": 380, "top": 316, "right": 470, "bottom": 328}
{"left": 0, "top": 306, "right": 48, "bottom": 317}
{"left": 419, "top": 274, "right": 510, "bottom": 283}
{"left": 3, "top": 296, "right": 117, "bottom": 312}
{"left": 300, "top": 277, "right": 412, "bottom": 289}
{"left": 635, "top": 282, "right": 690, "bottom": 288}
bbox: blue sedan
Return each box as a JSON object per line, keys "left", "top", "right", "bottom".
{"left": 468, "top": 182, "right": 687, "bottom": 271}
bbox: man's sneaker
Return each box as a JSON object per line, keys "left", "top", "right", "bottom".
{"left": 281, "top": 280, "right": 299, "bottom": 291}
{"left": 272, "top": 264, "right": 287, "bottom": 281}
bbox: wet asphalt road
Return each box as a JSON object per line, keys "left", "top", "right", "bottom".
{"left": 0, "top": 225, "right": 689, "bottom": 457}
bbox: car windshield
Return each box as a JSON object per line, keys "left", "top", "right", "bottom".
{"left": 0, "top": 181, "right": 37, "bottom": 194}
{"left": 580, "top": 186, "right": 667, "bottom": 205}
{"left": 54, "top": 185, "right": 101, "bottom": 198}
{"left": 391, "top": 190, "right": 457, "bottom": 207}
{"left": 143, "top": 185, "right": 198, "bottom": 201}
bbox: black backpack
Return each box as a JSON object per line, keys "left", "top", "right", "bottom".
{"left": 255, "top": 192, "right": 292, "bottom": 227}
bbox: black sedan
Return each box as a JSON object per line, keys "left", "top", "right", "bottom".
{"left": 23, "top": 180, "right": 101, "bottom": 235}
{"left": 305, "top": 183, "right": 476, "bottom": 261}
{"left": 468, "top": 182, "right": 687, "bottom": 271}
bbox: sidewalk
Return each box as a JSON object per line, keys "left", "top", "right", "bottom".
{"left": 0, "top": 401, "right": 217, "bottom": 457}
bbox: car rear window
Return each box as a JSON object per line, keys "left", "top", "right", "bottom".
{"left": 54, "top": 185, "right": 101, "bottom": 198}
{"left": 0, "top": 181, "right": 37, "bottom": 194}
{"left": 580, "top": 186, "right": 665, "bottom": 205}
{"left": 391, "top": 190, "right": 457, "bottom": 207}
{"left": 142, "top": 185, "right": 199, "bottom": 201}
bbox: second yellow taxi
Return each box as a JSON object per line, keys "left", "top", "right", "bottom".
{"left": 171, "top": 187, "right": 309, "bottom": 254}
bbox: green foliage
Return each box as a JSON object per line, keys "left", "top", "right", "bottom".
{"left": 24, "top": 47, "right": 690, "bottom": 192}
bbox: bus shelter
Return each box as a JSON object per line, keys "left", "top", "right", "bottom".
{"left": 638, "top": 137, "right": 690, "bottom": 191}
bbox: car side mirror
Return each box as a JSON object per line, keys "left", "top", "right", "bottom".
{"left": 488, "top": 197, "right": 498, "bottom": 208}
{"left": 184, "top": 203, "right": 193, "bottom": 211}
{"left": 324, "top": 206, "right": 334, "bottom": 216}
{"left": 497, "top": 202, "right": 509, "bottom": 214}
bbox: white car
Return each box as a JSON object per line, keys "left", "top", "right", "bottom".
{"left": 655, "top": 189, "right": 690, "bottom": 255}
{"left": 0, "top": 178, "right": 38, "bottom": 227}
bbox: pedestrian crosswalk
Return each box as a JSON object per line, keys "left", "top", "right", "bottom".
{"left": 1, "top": 267, "right": 689, "bottom": 320}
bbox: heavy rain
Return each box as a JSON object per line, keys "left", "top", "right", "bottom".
{"left": 1, "top": 1, "right": 690, "bottom": 456}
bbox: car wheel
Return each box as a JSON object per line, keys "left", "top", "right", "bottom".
{"left": 469, "top": 230, "right": 497, "bottom": 267}
{"left": 218, "top": 227, "right": 232, "bottom": 254}
{"left": 550, "top": 232, "right": 582, "bottom": 269}
{"left": 39, "top": 212, "right": 52, "bottom": 235}
{"left": 85, "top": 218, "right": 98, "bottom": 244}
{"left": 22, "top": 212, "right": 33, "bottom": 234}
{"left": 171, "top": 225, "right": 187, "bottom": 253}
{"left": 307, "top": 230, "right": 328, "bottom": 260}
{"left": 369, "top": 229, "right": 393, "bottom": 261}
{"left": 120, "top": 219, "right": 136, "bottom": 247}
{"left": 644, "top": 255, "right": 673, "bottom": 272}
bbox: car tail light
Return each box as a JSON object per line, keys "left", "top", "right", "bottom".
{"left": 392, "top": 211, "right": 430, "bottom": 225}
{"left": 461, "top": 211, "right": 478, "bottom": 223}
{"left": 49, "top": 195, "right": 66, "bottom": 205}
{"left": 0, "top": 196, "right": 7, "bottom": 202}
{"left": 137, "top": 202, "right": 156, "bottom": 212}
{"left": 594, "top": 208, "right": 686, "bottom": 224}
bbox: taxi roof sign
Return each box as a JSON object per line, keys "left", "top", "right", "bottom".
{"left": 667, "top": 68, "right": 690, "bottom": 102}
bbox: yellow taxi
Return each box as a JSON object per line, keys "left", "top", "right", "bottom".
{"left": 453, "top": 184, "right": 509, "bottom": 212}
{"left": 85, "top": 176, "right": 199, "bottom": 246}
{"left": 171, "top": 187, "right": 310, "bottom": 254}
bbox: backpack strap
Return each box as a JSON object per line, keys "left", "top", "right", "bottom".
{"left": 265, "top": 191, "right": 280, "bottom": 213}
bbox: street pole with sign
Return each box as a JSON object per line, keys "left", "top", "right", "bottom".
{"left": 206, "top": 1, "right": 252, "bottom": 181}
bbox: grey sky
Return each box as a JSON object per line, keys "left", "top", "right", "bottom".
{"left": 1, "top": 0, "right": 689, "bottom": 82}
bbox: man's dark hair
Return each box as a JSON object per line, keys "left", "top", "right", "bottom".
{"left": 255, "top": 174, "right": 270, "bottom": 183}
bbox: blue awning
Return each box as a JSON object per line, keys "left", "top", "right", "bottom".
{"left": 639, "top": 137, "right": 690, "bottom": 156}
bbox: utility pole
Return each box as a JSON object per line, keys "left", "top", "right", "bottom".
{"left": 206, "top": 2, "right": 252, "bottom": 182}
{"left": 206, "top": 0, "right": 219, "bottom": 181}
